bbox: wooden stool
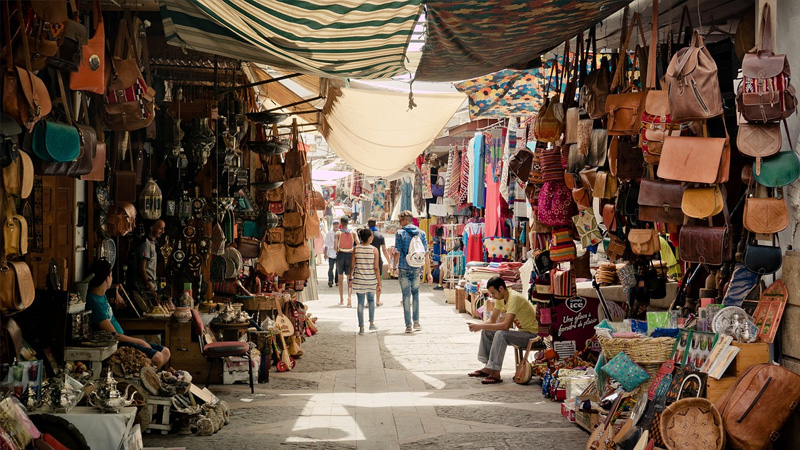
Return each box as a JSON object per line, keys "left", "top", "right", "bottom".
{"left": 146, "top": 396, "right": 174, "bottom": 435}
{"left": 513, "top": 337, "right": 544, "bottom": 367}
{"left": 64, "top": 344, "right": 118, "bottom": 380}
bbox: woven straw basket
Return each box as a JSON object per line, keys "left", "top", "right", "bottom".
{"left": 598, "top": 336, "right": 676, "bottom": 393}
{"left": 660, "top": 398, "right": 725, "bottom": 450}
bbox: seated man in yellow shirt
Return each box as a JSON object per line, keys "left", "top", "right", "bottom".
{"left": 467, "top": 276, "right": 539, "bottom": 384}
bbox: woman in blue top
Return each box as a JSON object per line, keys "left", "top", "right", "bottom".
{"left": 86, "top": 260, "right": 171, "bottom": 368}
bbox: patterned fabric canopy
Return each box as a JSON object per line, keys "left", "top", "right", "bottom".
{"left": 454, "top": 59, "right": 564, "bottom": 119}
{"left": 416, "top": 0, "right": 629, "bottom": 82}
{"left": 160, "top": 0, "right": 422, "bottom": 80}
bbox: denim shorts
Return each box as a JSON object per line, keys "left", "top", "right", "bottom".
{"left": 120, "top": 341, "right": 164, "bottom": 359}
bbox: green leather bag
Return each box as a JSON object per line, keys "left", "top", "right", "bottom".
{"left": 754, "top": 151, "right": 800, "bottom": 187}
{"left": 32, "top": 120, "right": 80, "bottom": 163}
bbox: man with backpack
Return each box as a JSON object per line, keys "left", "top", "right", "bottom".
{"left": 335, "top": 216, "right": 359, "bottom": 307}
{"left": 394, "top": 210, "right": 431, "bottom": 333}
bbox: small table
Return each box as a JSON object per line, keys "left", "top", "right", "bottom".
{"left": 209, "top": 322, "right": 252, "bottom": 341}
{"left": 34, "top": 406, "right": 136, "bottom": 450}
{"left": 64, "top": 344, "right": 118, "bottom": 380}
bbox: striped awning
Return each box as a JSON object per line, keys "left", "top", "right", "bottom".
{"left": 160, "top": 0, "right": 422, "bottom": 80}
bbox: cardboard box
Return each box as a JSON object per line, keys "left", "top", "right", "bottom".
{"left": 575, "top": 410, "right": 599, "bottom": 431}
{"left": 444, "top": 288, "right": 456, "bottom": 304}
{"left": 561, "top": 402, "right": 576, "bottom": 422}
{"left": 706, "top": 375, "right": 737, "bottom": 403}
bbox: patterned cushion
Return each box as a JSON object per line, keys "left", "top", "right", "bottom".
{"left": 482, "top": 237, "right": 515, "bottom": 260}
{"left": 600, "top": 351, "right": 650, "bottom": 391}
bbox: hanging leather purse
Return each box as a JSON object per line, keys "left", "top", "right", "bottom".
{"left": 581, "top": 27, "right": 612, "bottom": 120}
{"left": 609, "top": 135, "right": 645, "bottom": 180}
{"left": 606, "top": 13, "right": 650, "bottom": 136}
{"left": 2, "top": 150, "right": 34, "bottom": 199}
{"left": 606, "top": 234, "right": 627, "bottom": 261}
{"left": 567, "top": 144, "right": 587, "bottom": 173}
{"left": 4, "top": 197, "right": 28, "bottom": 258}
{"left": 268, "top": 227, "right": 284, "bottom": 244}
{"left": 0, "top": 259, "right": 35, "bottom": 314}
{"left": 305, "top": 212, "right": 321, "bottom": 239}
{"left": 628, "top": 228, "right": 660, "bottom": 256}
{"left": 107, "top": 202, "right": 136, "bottom": 236}
{"left": 284, "top": 226, "right": 305, "bottom": 246}
{"left": 753, "top": 150, "right": 800, "bottom": 187}
{"left": 269, "top": 202, "right": 285, "bottom": 214}
{"left": 565, "top": 108, "right": 580, "bottom": 144}
{"left": 38, "top": 74, "right": 95, "bottom": 176}
{"left": 743, "top": 190, "right": 789, "bottom": 234}
{"left": 587, "top": 128, "right": 608, "bottom": 167}
{"left": 70, "top": 0, "right": 105, "bottom": 94}
{"left": 658, "top": 124, "right": 730, "bottom": 184}
{"left": 285, "top": 242, "right": 311, "bottom": 265}
{"left": 238, "top": 235, "right": 262, "bottom": 259}
{"left": 534, "top": 57, "right": 564, "bottom": 143}
{"left": 640, "top": 90, "right": 673, "bottom": 161}
{"left": 638, "top": 179, "right": 685, "bottom": 224}
{"left": 572, "top": 187, "right": 591, "bottom": 211}
{"left": 282, "top": 262, "right": 310, "bottom": 281}
{"left": 307, "top": 191, "right": 325, "bottom": 211}
{"left": 592, "top": 171, "right": 617, "bottom": 199}
{"left": 3, "top": 0, "right": 52, "bottom": 130}
{"left": 509, "top": 148, "right": 534, "bottom": 181}
{"left": 602, "top": 203, "right": 618, "bottom": 232}
{"left": 104, "top": 17, "right": 155, "bottom": 132}
{"left": 665, "top": 32, "right": 724, "bottom": 121}
{"left": 267, "top": 185, "right": 285, "bottom": 203}
{"left": 737, "top": 122, "right": 781, "bottom": 173}
{"left": 0, "top": 114, "right": 22, "bottom": 168}
{"left": 578, "top": 167, "right": 598, "bottom": 194}
{"left": 258, "top": 241, "right": 289, "bottom": 275}
{"left": 13, "top": 0, "right": 65, "bottom": 71}
{"left": 679, "top": 202, "right": 734, "bottom": 266}
{"left": 283, "top": 211, "right": 303, "bottom": 229}
{"left": 682, "top": 185, "right": 724, "bottom": 219}
{"left": 618, "top": 181, "right": 641, "bottom": 226}
{"left": 743, "top": 234, "right": 782, "bottom": 275}
{"left": 737, "top": 4, "right": 796, "bottom": 123}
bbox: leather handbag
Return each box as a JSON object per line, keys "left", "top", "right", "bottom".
{"left": 104, "top": 18, "right": 156, "bottom": 132}
{"left": 70, "top": 0, "right": 105, "bottom": 94}
{"left": 581, "top": 27, "right": 612, "bottom": 119}
{"left": 38, "top": 75, "right": 95, "bottom": 176}
{"left": 284, "top": 226, "right": 305, "bottom": 246}
{"left": 258, "top": 242, "right": 289, "bottom": 275}
{"left": 682, "top": 185, "right": 724, "bottom": 219}
{"left": 628, "top": 229, "right": 660, "bottom": 256}
{"left": 737, "top": 4, "right": 796, "bottom": 123}
{"left": 587, "top": 128, "right": 608, "bottom": 167}
{"left": 737, "top": 123, "right": 781, "bottom": 167}
{"left": 753, "top": 151, "right": 800, "bottom": 187}
{"left": 567, "top": 144, "right": 586, "bottom": 173}
{"left": 307, "top": 191, "right": 325, "bottom": 211}
{"left": 268, "top": 227, "right": 284, "bottom": 243}
{"left": 284, "top": 177, "right": 306, "bottom": 210}
{"left": 81, "top": 140, "right": 106, "bottom": 181}
{"left": 238, "top": 236, "right": 261, "bottom": 259}
{"left": 534, "top": 63, "right": 564, "bottom": 143}
{"left": 565, "top": 107, "right": 580, "bottom": 144}
{"left": 743, "top": 235, "right": 782, "bottom": 275}
{"left": 638, "top": 179, "right": 685, "bottom": 224}
{"left": 13, "top": 0, "right": 65, "bottom": 71}
{"left": 606, "top": 13, "right": 650, "bottom": 136}
{"left": 715, "top": 364, "right": 800, "bottom": 450}
{"left": 283, "top": 211, "right": 303, "bottom": 229}
{"left": 1, "top": 114, "right": 21, "bottom": 167}
{"left": 592, "top": 171, "right": 617, "bottom": 199}
{"left": 2, "top": 151, "right": 34, "bottom": 199}
{"left": 606, "top": 235, "right": 627, "bottom": 261}
{"left": 107, "top": 202, "right": 136, "bottom": 236}
{"left": 579, "top": 167, "right": 598, "bottom": 194}
{"left": 4, "top": 199, "right": 28, "bottom": 258}
{"left": 658, "top": 134, "right": 730, "bottom": 184}
{"left": 640, "top": 90, "right": 673, "bottom": 159}
{"left": 286, "top": 242, "right": 311, "bottom": 264}
{"left": 743, "top": 195, "right": 789, "bottom": 234}
{"left": 602, "top": 204, "right": 618, "bottom": 232}
{"left": 32, "top": 120, "right": 80, "bottom": 163}
{"left": 305, "top": 212, "right": 321, "bottom": 239}
{"left": 680, "top": 203, "right": 733, "bottom": 266}
{"left": 3, "top": 0, "right": 52, "bottom": 130}
{"left": 0, "top": 260, "right": 35, "bottom": 314}
{"left": 267, "top": 185, "right": 285, "bottom": 203}
{"left": 572, "top": 187, "right": 591, "bottom": 211}
{"left": 665, "top": 32, "right": 723, "bottom": 121}
{"left": 282, "top": 262, "right": 310, "bottom": 281}
{"left": 609, "top": 136, "right": 645, "bottom": 180}
{"left": 509, "top": 148, "right": 534, "bottom": 181}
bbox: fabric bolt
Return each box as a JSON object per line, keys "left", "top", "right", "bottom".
{"left": 472, "top": 133, "right": 486, "bottom": 208}
{"left": 356, "top": 291, "right": 375, "bottom": 328}
{"left": 351, "top": 245, "right": 378, "bottom": 294}
{"left": 460, "top": 140, "right": 470, "bottom": 205}
{"left": 399, "top": 268, "right": 421, "bottom": 327}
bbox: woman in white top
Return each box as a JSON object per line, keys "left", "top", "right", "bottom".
{"left": 349, "top": 228, "right": 381, "bottom": 335}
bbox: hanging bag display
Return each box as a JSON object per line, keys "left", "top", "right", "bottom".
{"left": 753, "top": 149, "right": 800, "bottom": 187}
{"left": 104, "top": 17, "right": 155, "bottom": 131}
{"left": 628, "top": 228, "right": 660, "bottom": 256}
{"left": 258, "top": 241, "right": 289, "bottom": 275}
{"left": 637, "top": 179, "right": 685, "bottom": 224}
{"left": 534, "top": 57, "right": 564, "bottom": 143}
{"left": 4, "top": 196, "right": 28, "bottom": 258}
{"left": 658, "top": 122, "right": 730, "bottom": 184}
{"left": 606, "top": 13, "right": 650, "bottom": 136}
{"left": 0, "top": 259, "right": 35, "bottom": 314}
{"left": 581, "top": 27, "right": 612, "bottom": 120}
{"left": 70, "top": 0, "right": 105, "bottom": 94}
{"left": 743, "top": 233, "right": 782, "bottom": 276}
{"left": 743, "top": 188, "right": 789, "bottom": 234}
{"left": 549, "top": 227, "right": 575, "bottom": 262}
{"left": 737, "top": 4, "right": 796, "bottom": 123}
{"left": 679, "top": 201, "right": 733, "bottom": 266}
{"left": 665, "top": 32, "right": 723, "bottom": 121}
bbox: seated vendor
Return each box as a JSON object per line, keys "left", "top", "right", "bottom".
{"left": 87, "top": 260, "right": 171, "bottom": 369}
{"left": 467, "top": 276, "right": 539, "bottom": 384}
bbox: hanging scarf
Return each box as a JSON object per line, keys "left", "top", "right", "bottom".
{"left": 443, "top": 144, "right": 455, "bottom": 200}
{"left": 459, "top": 140, "right": 470, "bottom": 205}
{"left": 448, "top": 144, "right": 462, "bottom": 201}
{"left": 500, "top": 118, "right": 517, "bottom": 202}
{"left": 422, "top": 163, "right": 433, "bottom": 199}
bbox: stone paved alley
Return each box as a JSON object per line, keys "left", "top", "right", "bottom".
{"left": 144, "top": 263, "right": 587, "bottom": 449}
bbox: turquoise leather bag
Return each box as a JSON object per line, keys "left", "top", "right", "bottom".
{"left": 32, "top": 120, "right": 80, "bottom": 163}
{"left": 754, "top": 151, "right": 800, "bottom": 187}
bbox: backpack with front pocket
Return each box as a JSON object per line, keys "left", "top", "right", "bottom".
{"left": 405, "top": 232, "right": 426, "bottom": 268}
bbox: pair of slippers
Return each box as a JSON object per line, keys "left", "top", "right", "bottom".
{"left": 467, "top": 370, "right": 503, "bottom": 384}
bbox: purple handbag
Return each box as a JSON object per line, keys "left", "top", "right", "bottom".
{"left": 537, "top": 180, "right": 576, "bottom": 226}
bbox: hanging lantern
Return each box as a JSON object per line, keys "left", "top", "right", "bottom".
{"left": 140, "top": 178, "right": 163, "bottom": 220}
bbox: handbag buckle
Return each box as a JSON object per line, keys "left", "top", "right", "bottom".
{"left": 661, "top": 204, "right": 671, "bottom": 213}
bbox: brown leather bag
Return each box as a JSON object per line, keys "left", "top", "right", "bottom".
{"left": 81, "top": 140, "right": 106, "bottom": 181}
{"left": 715, "top": 363, "right": 800, "bottom": 450}
{"left": 509, "top": 148, "right": 534, "bottom": 181}
{"left": 70, "top": 0, "right": 106, "bottom": 94}
{"left": 267, "top": 185, "right": 285, "bottom": 203}
{"left": 665, "top": 32, "right": 723, "bottom": 121}
{"left": 104, "top": 18, "right": 155, "bottom": 132}
{"left": 284, "top": 177, "right": 305, "bottom": 210}
{"left": 680, "top": 202, "right": 733, "bottom": 265}
{"left": 3, "top": 0, "right": 52, "bottom": 130}
{"left": 658, "top": 132, "right": 730, "bottom": 184}
{"left": 737, "top": 122, "right": 781, "bottom": 173}
{"left": 572, "top": 187, "right": 590, "bottom": 210}
{"left": 258, "top": 242, "right": 289, "bottom": 275}
{"left": 2, "top": 151, "right": 34, "bottom": 199}
{"left": 282, "top": 262, "right": 310, "bottom": 281}
{"left": 284, "top": 226, "right": 305, "bottom": 246}
{"left": 608, "top": 136, "right": 644, "bottom": 180}
{"left": 283, "top": 211, "right": 303, "bottom": 229}
{"left": 268, "top": 227, "right": 284, "bottom": 243}
{"left": 238, "top": 236, "right": 262, "bottom": 259}
{"left": 737, "top": 4, "right": 796, "bottom": 123}
{"left": 638, "top": 179, "right": 685, "bottom": 224}
{"left": 4, "top": 197, "right": 28, "bottom": 258}
{"left": 307, "top": 191, "right": 325, "bottom": 211}
{"left": 534, "top": 58, "right": 564, "bottom": 143}
{"left": 581, "top": 27, "right": 612, "bottom": 120}
{"left": 606, "top": 235, "right": 627, "bottom": 261}
{"left": 743, "top": 194, "right": 789, "bottom": 234}
{"left": 606, "top": 13, "right": 650, "bottom": 136}
{"left": 682, "top": 185, "right": 724, "bottom": 219}
{"left": 640, "top": 90, "right": 672, "bottom": 160}
{"left": 592, "top": 171, "right": 617, "bottom": 199}
{"left": 107, "top": 202, "right": 136, "bottom": 236}
{"left": 628, "top": 228, "right": 660, "bottom": 256}
{"left": 285, "top": 242, "right": 311, "bottom": 264}
{"left": 305, "top": 212, "right": 321, "bottom": 239}
{"left": 0, "top": 260, "right": 35, "bottom": 313}
{"left": 602, "top": 204, "right": 617, "bottom": 232}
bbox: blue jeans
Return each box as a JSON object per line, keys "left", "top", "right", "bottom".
{"left": 398, "top": 268, "right": 420, "bottom": 327}
{"left": 356, "top": 292, "right": 375, "bottom": 328}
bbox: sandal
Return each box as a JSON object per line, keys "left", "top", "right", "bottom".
{"left": 468, "top": 370, "right": 489, "bottom": 378}
{"left": 481, "top": 376, "right": 503, "bottom": 385}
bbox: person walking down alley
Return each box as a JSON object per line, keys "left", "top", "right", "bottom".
{"left": 394, "top": 210, "right": 430, "bottom": 333}
{"left": 350, "top": 228, "right": 381, "bottom": 335}
{"left": 335, "top": 216, "right": 359, "bottom": 307}
{"left": 323, "top": 219, "right": 340, "bottom": 287}
{"left": 368, "top": 218, "right": 391, "bottom": 306}
{"left": 467, "top": 276, "right": 540, "bottom": 384}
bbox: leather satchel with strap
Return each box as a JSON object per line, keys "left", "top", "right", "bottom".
{"left": 104, "top": 17, "right": 155, "bottom": 132}
{"left": 0, "top": 259, "right": 35, "bottom": 314}
{"left": 682, "top": 185, "right": 724, "bottom": 219}
{"left": 534, "top": 56, "right": 564, "bottom": 143}
{"left": 658, "top": 120, "right": 731, "bottom": 184}
{"left": 38, "top": 73, "right": 95, "bottom": 176}
{"left": 606, "top": 12, "right": 651, "bottom": 136}
{"left": 638, "top": 179, "right": 685, "bottom": 224}
{"left": 3, "top": 0, "right": 52, "bottom": 130}
{"left": 3, "top": 195, "right": 28, "bottom": 258}
{"left": 743, "top": 187, "right": 789, "bottom": 234}
{"left": 679, "top": 193, "right": 734, "bottom": 266}
{"left": 70, "top": 0, "right": 106, "bottom": 94}
{"left": 737, "top": 121, "right": 781, "bottom": 172}
{"left": 737, "top": 3, "right": 796, "bottom": 123}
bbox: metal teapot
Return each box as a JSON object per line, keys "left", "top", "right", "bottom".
{"left": 216, "top": 302, "right": 237, "bottom": 323}
{"left": 88, "top": 372, "right": 136, "bottom": 413}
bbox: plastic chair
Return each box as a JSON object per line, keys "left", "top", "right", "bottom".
{"left": 191, "top": 309, "right": 254, "bottom": 393}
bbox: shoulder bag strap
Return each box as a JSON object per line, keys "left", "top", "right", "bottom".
{"left": 677, "top": 4, "right": 693, "bottom": 47}
{"left": 612, "top": 12, "right": 647, "bottom": 91}
{"left": 56, "top": 72, "right": 74, "bottom": 126}
{"left": 759, "top": 3, "right": 774, "bottom": 53}
{"left": 557, "top": 40, "right": 569, "bottom": 103}
{"left": 647, "top": 0, "right": 659, "bottom": 90}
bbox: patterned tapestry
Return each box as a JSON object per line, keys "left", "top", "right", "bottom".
{"left": 416, "top": 0, "right": 629, "bottom": 82}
